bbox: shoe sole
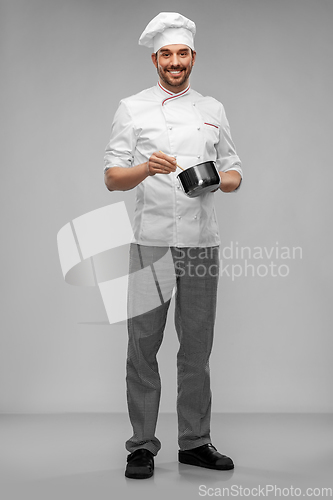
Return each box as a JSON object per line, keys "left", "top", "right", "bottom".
{"left": 125, "top": 467, "right": 154, "bottom": 479}
{"left": 179, "top": 454, "right": 234, "bottom": 471}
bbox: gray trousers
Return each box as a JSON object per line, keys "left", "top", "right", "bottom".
{"left": 126, "top": 244, "right": 219, "bottom": 455}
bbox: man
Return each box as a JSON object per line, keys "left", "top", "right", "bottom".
{"left": 104, "top": 12, "right": 242, "bottom": 479}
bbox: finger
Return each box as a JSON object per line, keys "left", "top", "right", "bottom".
{"left": 149, "top": 157, "right": 177, "bottom": 173}
{"left": 152, "top": 156, "right": 176, "bottom": 169}
{"left": 152, "top": 166, "right": 173, "bottom": 174}
{"left": 150, "top": 163, "right": 174, "bottom": 175}
{"left": 156, "top": 151, "right": 177, "bottom": 167}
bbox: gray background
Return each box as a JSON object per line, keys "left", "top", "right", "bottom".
{"left": 1, "top": 0, "right": 332, "bottom": 414}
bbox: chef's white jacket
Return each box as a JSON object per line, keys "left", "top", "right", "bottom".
{"left": 104, "top": 82, "right": 242, "bottom": 247}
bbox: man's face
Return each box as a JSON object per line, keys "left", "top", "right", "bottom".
{"left": 151, "top": 44, "right": 196, "bottom": 93}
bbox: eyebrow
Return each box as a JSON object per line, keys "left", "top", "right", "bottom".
{"left": 160, "top": 48, "right": 190, "bottom": 54}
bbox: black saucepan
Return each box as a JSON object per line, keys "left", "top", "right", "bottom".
{"left": 177, "top": 161, "right": 220, "bottom": 198}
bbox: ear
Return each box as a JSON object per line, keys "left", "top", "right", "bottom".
{"left": 151, "top": 52, "right": 158, "bottom": 68}
{"left": 192, "top": 50, "right": 197, "bottom": 65}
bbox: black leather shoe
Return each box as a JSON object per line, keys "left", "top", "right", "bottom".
{"left": 179, "top": 443, "right": 234, "bottom": 470}
{"left": 125, "top": 449, "right": 154, "bottom": 479}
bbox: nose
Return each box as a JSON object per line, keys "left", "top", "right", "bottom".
{"left": 170, "top": 54, "right": 181, "bottom": 67}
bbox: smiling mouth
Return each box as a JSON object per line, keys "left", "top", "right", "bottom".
{"left": 168, "top": 70, "right": 183, "bottom": 75}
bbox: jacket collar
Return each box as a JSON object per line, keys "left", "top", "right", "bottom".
{"left": 156, "top": 81, "right": 191, "bottom": 105}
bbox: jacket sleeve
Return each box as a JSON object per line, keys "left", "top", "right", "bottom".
{"left": 104, "top": 100, "right": 137, "bottom": 172}
{"left": 216, "top": 104, "right": 243, "bottom": 192}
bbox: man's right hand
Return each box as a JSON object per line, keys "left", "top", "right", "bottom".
{"left": 147, "top": 151, "right": 177, "bottom": 176}
{"left": 104, "top": 152, "right": 177, "bottom": 192}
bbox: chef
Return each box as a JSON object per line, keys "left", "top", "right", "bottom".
{"left": 104, "top": 12, "right": 242, "bottom": 479}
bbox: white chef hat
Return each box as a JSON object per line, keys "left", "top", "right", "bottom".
{"left": 138, "top": 12, "right": 196, "bottom": 53}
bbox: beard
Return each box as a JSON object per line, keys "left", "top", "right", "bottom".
{"left": 157, "top": 62, "right": 193, "bottom": 89}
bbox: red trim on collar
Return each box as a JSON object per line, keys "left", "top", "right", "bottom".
{"left": 158, "top": 82, "right": 173, "bottom": 96}
{"left": 161, "top": 85, "right": 191, "bottom": 106}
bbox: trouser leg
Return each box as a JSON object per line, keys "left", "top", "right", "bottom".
{"left": 173, "top": 247, "right": 220, "bottom": 451}
{"left": 125, "top": 244, "right": 175, "bottom": 455}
